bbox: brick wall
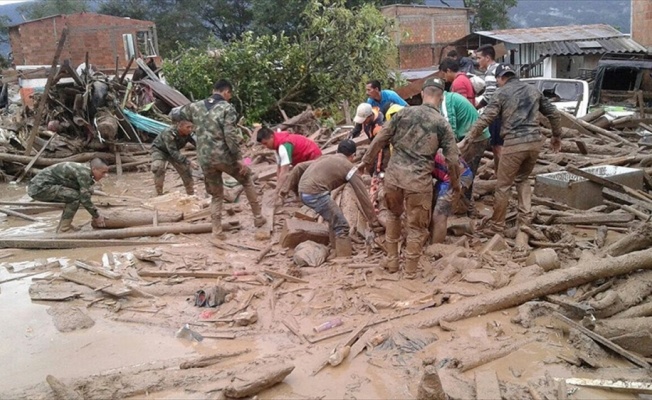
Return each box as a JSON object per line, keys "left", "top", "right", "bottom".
{"left": 382, "top": 5, "right": 470, "bottom": 70}
{"left": 9, "top": 13, "right": 156, "bottom": 69}
{"left": 632, "top": 0, "right": 652, "bottom": 50}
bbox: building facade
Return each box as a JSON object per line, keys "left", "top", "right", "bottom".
{"left": 9, "top": 13, "right": 158, "bottom": 70}
{"left": 632, "top": 0, "right": 652, "bottom": 52}
{"left": 381, "top": 5, "right": 471, "bottom": 70}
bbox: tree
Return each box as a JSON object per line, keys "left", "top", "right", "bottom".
{"left": 461, "top": 0, "right": 517, "bottom": 30}
{"left": 200, "top": 1, "right": 253, "bottom": 42}
{"left": 17, "top": 0, "right": 91, "bottom": 21}
{"left": 163, "top": 0, "right": 398, "bottom": 123}
{"left": 0, "top": 15, "right": 10, "bottom": 44}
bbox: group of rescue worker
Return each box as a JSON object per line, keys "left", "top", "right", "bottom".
{"left": 27, "top": 44, "right": 563, "bottom": 279}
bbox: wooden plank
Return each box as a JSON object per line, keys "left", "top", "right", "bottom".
{"left": 74, "top": 260, "right": 122, "bottom": 279}
{"left": 262, "top": 268, "right": 308, "bottom": 284}
{"left": 60, "top": 268, "right": 132, "bottom": 297}
{"left": 554, "top": 213, "right": 633, "bottom": 225}
{"left": 311, "top": 317, "right": 372, "bottom": 375}
{"left": 115, "top": 151, "right": 123, "bottom": 177}
{"left": 552, "top": 312, "right": 650, "bottom": 369}
{"left": 24, "top": 28, "right": 68, "bottom": 155}
{"left": 603, "top": 188, "right": 652, "bottom": 213}
{"left": 138, "top": 270, "right": 233, "bottom": 279}
{"left": 0, "top": 208, "right": 39, "bottom": 222}
{"left": 0, "top": 239, "right": 174, "bottom": 250}
{"left": 475, "top": 370, "right": 502, "bottom": 400}
{"left": 16, "top": 132, "right": 58, "bottom": 182}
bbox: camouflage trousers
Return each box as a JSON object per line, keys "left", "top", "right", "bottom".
{"left": 201, "top": 161, "right": 262, "bottom": 234}
{"left": 384, "top": 182, "right": 433, "bottom": 265}
{"left": 151, "top": 150, "right": 194, "bottom": 194}
{"left": 28, "top": 184, "right": 81, "bottom": 220}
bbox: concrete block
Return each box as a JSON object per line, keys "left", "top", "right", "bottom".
{"left": 534, "top": 165, "right": 644, "bottom": 210}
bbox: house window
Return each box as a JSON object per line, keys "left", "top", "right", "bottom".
{"left": 136, "top": 29, "right": 157, "bottom": 58}
{"left": 123, "top": 34, "right": 136, "bottom": 60}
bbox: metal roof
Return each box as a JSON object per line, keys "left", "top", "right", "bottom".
{"left": 475, "top": 24, "right": 625, "bottom": 44}
{"left": 535, "top": 37, "right": 647, "bottom": 56}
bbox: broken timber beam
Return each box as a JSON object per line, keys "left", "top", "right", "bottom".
{"left": 552, "top": 312, "right": 650, "bottom": 369}
{"left": 413, "top": 247, "right": 652, "bottom": 328}
{"left": 45, "top": 222, "right": 239, "bottom": 240}
{"left": 0, "top": 208, "right": 39, "bottom": 222}
{"left": 138, "top": 270, "right": 234, "bottom": 279}
{"left": 0, "top": 239, "right": 174, "bottom": 250}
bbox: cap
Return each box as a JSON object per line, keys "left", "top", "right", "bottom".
{"left": 496, "top": 64, "right": 516, "bottom": 78}
{"left": 337, "top": 139, "right": 357, "bottom": 156}
{"left": 422, "top": 77, "right": 445, "bottom": 91}
{"left": 353, "top": 103, "right": 373, "bottom": 124}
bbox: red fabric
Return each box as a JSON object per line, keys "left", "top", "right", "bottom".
{"left": 451, "top": 72, "right": 476, "bottom": 106}
{"left": 273, "top": 131, "right": 322, "bottom": 164}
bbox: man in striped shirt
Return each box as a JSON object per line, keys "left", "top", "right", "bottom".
{"left": 475, "top": 44, "right": 503, "bottom": 170}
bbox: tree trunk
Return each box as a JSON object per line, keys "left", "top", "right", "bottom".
{"left": 46, "top": 222, "right": 239, "bottom": 240}
{"left": 416, "top": 247, "right": 652, "bottom": 328}
{"left": 92, "top": 210, "right": 183, "bottom": 229}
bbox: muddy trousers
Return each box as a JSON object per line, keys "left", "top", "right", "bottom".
{"left": 202, "top": 162, "right": 262, "bottom": 238}
{"left": 461, "top": 137, "right": 489, "bottom": 215}
{"left": 301, "top": 192, "right": 349, "bottom": 237}
{"left": 491, "top": 149, "right": 539, "bottom": 230}
{"left": 384, "top": 182, "right": 432, "bottom": 275}
{"left": 28, "top": 184, "right": 82, "bottom": 221}
{"left": 151, "top": 152, "right": 194, "bottom": 195}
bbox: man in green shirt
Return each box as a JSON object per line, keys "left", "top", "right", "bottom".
{"left": 151, "top": 116, "right": 197, "bottom": 196}
{"left": 430, "top": 79, "right": 489, "bottom": 216}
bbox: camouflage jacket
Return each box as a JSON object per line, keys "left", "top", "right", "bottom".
{"left": 29, "top": 162, "right": 99, "bottom": 218}
{"left": 362, "top": 103, "right": 460, "bottom": 192}
{"left": 180, "top": 94, "right": 241, "bottom": 166}
{"left": 151, "top": 126, "right": 195, "bottom": 164}
{"left": 468, "top": 77, "right": 562, "bottom": 148}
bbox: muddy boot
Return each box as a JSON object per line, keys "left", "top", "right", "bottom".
{"left": 335, "top": 236, "right": 353, "bottom": 258}
{"left": 57, "top": 218, "right": 80, "bottom": 233}
{"left": 404, "top": 257, "right": 419, "bottom": 279}
{"left": 243, "top": 182, "right": 266, "bottom": 227}
{"left": 154, "top": 175, "right": 165, "bottom": 196}
{"left": 381, "top": 240, "right": 399, "bottom": 273}
{"left": 210, "top": 197, "right": 226, "bottom": 240}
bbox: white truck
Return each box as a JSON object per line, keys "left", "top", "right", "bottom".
{"left": 522, "top": 77, "right": 590, "bottom": 118}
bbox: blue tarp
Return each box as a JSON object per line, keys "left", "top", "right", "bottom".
{"left": 122, "top": 109, "right": 169, "bottom": 136}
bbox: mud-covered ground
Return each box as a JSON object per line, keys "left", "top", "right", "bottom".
{"left": 1, "top": 168, "right": 650, "bottom": 399}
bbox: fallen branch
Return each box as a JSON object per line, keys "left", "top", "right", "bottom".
{"left": 179, "top": 349, "right": 251, "bottom": 369}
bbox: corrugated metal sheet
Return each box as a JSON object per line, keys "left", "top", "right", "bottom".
{"left": 399, "top": 68, "right": 438, "bottom": 80}
{"left": 536, "top": 37, "right": 648, "bottom": 56}
{"left": 475, "top": 24, "right": 624, "bottom": 44}
{"left": 138, "top": 79, "right": 191, "bottom": 108}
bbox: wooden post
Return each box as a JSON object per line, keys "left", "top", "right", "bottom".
{"left": 24, "top": 27, "right": 69, "bottom": 155}
{"left": 119, "top": 56, "right": 135, "bottom": 85}
{"left": 15, "top": 133, "right": 58, "bottom": 183}
{"left": 115, "top": 151, "right": 122, "bottom": 177}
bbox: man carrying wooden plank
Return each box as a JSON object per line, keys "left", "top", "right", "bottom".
{"left": 151, "top": 111, "right": 197, "bottom": 196}
{"left": 460, "top": 64, "right": 562, "bottom": 237}
{"left": 256, "top": 126, "right": 322, "bottom": 203}
{"left": 280, "top": 140, "right": 382, "bottom": 257}
{"left": 360, "top": 78, "right": 461, "bottom": 278}
{"left": 180, "top": 79, "right": 266, "bottom": 240}
{"left": 27, "top": 159, "right": 108, "bottom": 232}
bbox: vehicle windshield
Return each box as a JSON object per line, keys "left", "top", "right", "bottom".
{"left": 540, "top": 81, "right": 583, "bottom": 102}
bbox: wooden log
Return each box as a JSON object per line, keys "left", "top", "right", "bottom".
{"left": 613, "top": 302, "right": 652, "bottom": 318}
{"left": 0, "top": 201, "right": 64, "bottom": 208}
{"left": 223, "top": 364, "right": 295, "bottom": 398}
{"left": 603, "top": 189, "right": 652, "bottom": 213}
{"left": 279, "top": 218, "right": 330, "bottom": 248}
{"left": 0, "top": 239, "right": 174, "bottom": 250}
{"left": 45, "top": 222, "right": 239, "bottom": 240}
{"left": 603, "top": 223, "right": 652, "bottom": 257}
{"left": 91, "top": 209, "right": 184, "bottom": 229}
{"left": 0, "top": 152, "right": 134, "bottom": 167}
{"left": 46, "top": 374, "right": 83, "bottom": 400}
{"left": 414, "top": 247, "right": 652, "bottom": 328}
{"left": 24, "top": 28, "right": 68, "bottom": 155}
{"left": 255, "top": 244, "right": 273, "bottom": 264}
{"left": 554, "top": 213, "right": 633, "bottom": 225}
{"left": 552, "top": 312, "right": 650, "bottom": 368}
{"left": 592, "top": 317, "right": 652, "bottom": 339}
{"left": 559, "top": 110, "right": 637, "bottom": 147}
{"left": 138, "top": 270, "right": 233, "bottom": 279}
{"left": 179, "top": 349, "right": 250, "bottom": 369}
{"left": 587, "top": 270, "right": 652, "bottom": 318}
{"left": 580, "top": 108, "right": 606, "bottom": 123}
{"left": 0, "top": 207, "right": 39, "bottom": 222}
{"left": 604, "top": 200, "right": 650, "bottom": 221}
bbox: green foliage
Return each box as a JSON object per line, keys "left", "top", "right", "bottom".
{"left": 462, "top": 0, "right": 518, "bottom": 30}
{"left": 163, "top": 0, "right": 397, "bottom": 124}
{"left": 0, "top": 15, "right": 10, "bottom": 45}
{"left": 18, "top": 0, "right": 91, "bottom": 20}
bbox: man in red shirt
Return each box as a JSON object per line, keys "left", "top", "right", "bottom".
{"left": 439, "top": 58, "right": 476, "bottom": 106}
{"left": 257, "top": 127, "right": 322, "bottom": 201}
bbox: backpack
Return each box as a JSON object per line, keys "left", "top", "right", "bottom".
{"left": 467, "top": 73, "right": 486, "bottom": 95}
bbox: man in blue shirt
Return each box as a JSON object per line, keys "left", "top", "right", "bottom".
{"left": 365, "top": 80, "right": 408, "bottom": 109}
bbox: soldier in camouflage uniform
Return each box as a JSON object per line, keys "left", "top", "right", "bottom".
{"left": 360, "top": 78, "right": 461, "bottom": 279}
{"left": 461, "top": 64, "right": 562, "bottom": 237}
{"left": 180, "top": 79, "right": 266, "bottom": 240}
{"left": 151, "top": 116, "right": 197, "bottom": 196}
{"left": 28, "top": 158, "right": 108, "bottom": 232}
